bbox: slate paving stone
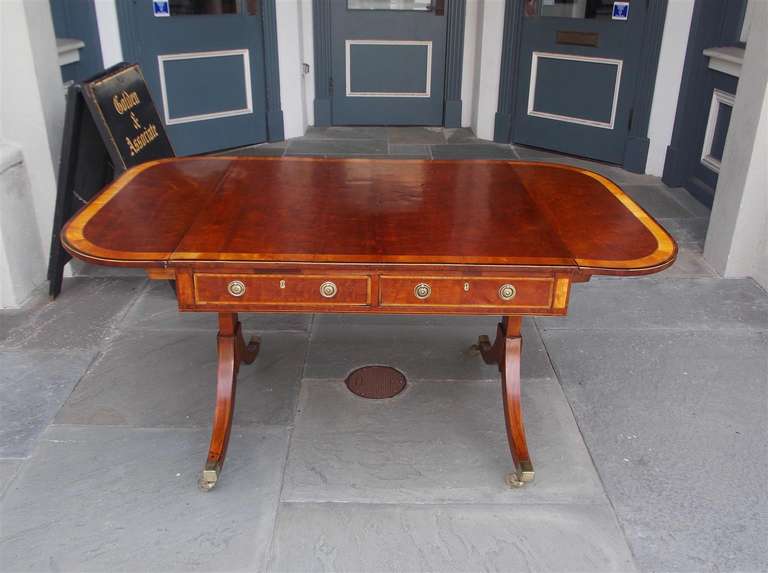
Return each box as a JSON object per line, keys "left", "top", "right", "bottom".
{"left": 666, "top": 186, "right": 711, "bottom": 218}
{"left": 542, "top": 329, "right": 768, "bottom": 573}
{"left": 657, "top": 217, "right": 709, "bottom": 248}
{"left": 305, "top": 315, "right": 555, "bottom": 381}
{"left": 0, "top": 287, "right": 48, "bottom": 344}
{"left": 592, "top": 248, "right": 720, "bottom": 280}
{"left": 649, "top": 248, "right": 717, "bottom": 278}
{"left": 121, "top": 280, "right": 311, "bottom": 332}
{"left": 511, "top": 146, "right": 661, "bottom": 186}
{"left": 286, "top": 139, "right": 388, "bottom": 156}
{"left": 623, "top": 184, "right": 698, "bottom": 219}
{"left": 282, "top": 378, "right": 605, "bottom": 504}
{"left": 2, "top": 277, "right": 146, "bottom": 351}
{"left": 537, "top": 278, "right": 768, "bottom": 332}
{"left": 69, "top": 260, "right": 149, "bottom": 278}
{"left": 0, "top": 424, "right": 288, "bottom": 572}
{"left": 301, "top": 126, "right": 388, "bottom": 140}
{"left": 387, "top": 126, "right": 446, "bottom": 144}
{"left": 443, "top": 127, "right": 482, "bottom": 144}
{"left": 430, "top": 143, "right": 516, "bottom": 160}
{"left": 0, "top": 459, "right": 23, "bottom": 499}
{"left": 388, "top": 143, "right": 430, "bottom": 157}
{"left": 223, "top": 144, "right": 286, "bottom": 157}
{"left": 592, "top": 250, "right": 714, "bottom": 280}
{"left": 0, "top": 349, "right": 95, "bottom": 457}
{"left": 55, "top": 330, "right": 307, "bottom": 428}
{"left": 512, "top": 146, "right": 615, "bottom": 174}
{"left": 511, "top": 145, "right": 565, "bottom": 162}
{"left": 267, "top": 502, "right": 637, "bottom": 573}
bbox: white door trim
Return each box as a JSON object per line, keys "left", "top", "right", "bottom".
{"left": 157, "top": 48, "right": 253, "bottom": 126}
{"left": 527, "top": 51, "right": 623, "bottom": 130}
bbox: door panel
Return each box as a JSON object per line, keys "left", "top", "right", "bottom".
{"left": 514, "top": 1, "right": 646, "bottom": 164}
{"left": 688, "top": 73, "right": 738, "bottom": 206}
{"left": 347, "top": 42, "right": 432, "bottom": 95}
{"left": 127, "top": 0, "right": 267, "bottom": 155}
{"left": 529, "top": 53, "right": 620, "bottom": 127}
{"left": 331, "top": 0, "right": 447, "bottom": 125}
{"left": 159, "top": 51, "right": 252, "bottom": 123}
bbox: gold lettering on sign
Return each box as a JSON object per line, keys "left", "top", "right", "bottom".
{"left": 130, "top": 111, "right": 141, "bottom": 130}
{"left": 112, "top": 90, "right": 141, "bottom": 114}
{"left": 125, "top": 123, "right": 160, "bottom": 157}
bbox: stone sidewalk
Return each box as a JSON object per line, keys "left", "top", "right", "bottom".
{"left": 1, "top": 128, "right": 766, "bottom": 572}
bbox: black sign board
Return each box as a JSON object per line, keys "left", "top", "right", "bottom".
{"left": 47, "top": 62, "right": 174, "bottom": 298}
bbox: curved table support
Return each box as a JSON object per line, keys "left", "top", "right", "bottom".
{"left": 478, "top": 317, "right": 534, "bottom": 487}
{"left": 199, "top": 313, "right": 260, "bottom": 491}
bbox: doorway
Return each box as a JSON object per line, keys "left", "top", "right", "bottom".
{"left": 314, "top": 0, "right": 466, "bottom": 128}
{"left": 662, "top": 0, "right": 748, "bottom": 207}
{"left": 116, "top": 0, "right": 280, "bottom": 155}
{"left": 495, "top": 0, "right": 667, "bottom": 171}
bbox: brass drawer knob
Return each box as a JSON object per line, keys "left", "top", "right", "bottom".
{"left": 227, "top": 280, "right": 246, "bottom": 297}
{"left": 320, "top": 281, "right": 338, "bottom": 298}
{"left": 414, "top": 283, "right": 432, "bottom": 300}
{"left": 499, "top": 284, "right": 516, "bottom": 301}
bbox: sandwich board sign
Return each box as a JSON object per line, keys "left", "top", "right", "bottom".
{"left": 47, "top": 62, "right": 174, "bottom": 298}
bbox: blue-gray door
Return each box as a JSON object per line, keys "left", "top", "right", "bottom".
{"left": 122, "top": 0, "right": 267, "bottom": 155}
{"left": 514, "top": 0, "right": 647, "bottom": 163}
{"left": 331, "top": 0, "right": 447, "bottom": 125}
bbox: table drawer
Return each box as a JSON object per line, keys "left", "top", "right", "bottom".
{"left": 379, "top": 276, "right": 555, "bottom": 309}
{"left": 193, "top": 274, "right": 371, "bottom": 306}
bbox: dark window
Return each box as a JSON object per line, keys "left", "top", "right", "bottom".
{"left": 169, "top": 0, "right": 239, "bottom": 15}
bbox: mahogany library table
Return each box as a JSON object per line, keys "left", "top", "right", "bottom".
{"left": 62, "top": 157, "right": 676, "bottom": 491}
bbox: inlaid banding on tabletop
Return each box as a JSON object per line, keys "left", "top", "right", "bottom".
{"left": 61, "top": 157, "right": 675, "bottom": 275}
{"left": 61, "top": 157, "right": 234, "bottom": 265}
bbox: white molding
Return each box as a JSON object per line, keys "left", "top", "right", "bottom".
{"left": 527, "top": 51, "right": 623, "bottom": 130}
{"left": 345, "top": 40, "right": 432, "bottom": 98}
{"left": 94, "top": 0, "right": 123, "bottom": 67}
{"left": 703, "top": 46, "right": 744, "bottom": 79}
{"left": 700, "top": 88, "right": 736, "bottom": 173}
{"left": 157, "top": 49, "right": 253, "bottom": 126}
{"left": 56, "top": 38, "right": 85, "bottom": 67}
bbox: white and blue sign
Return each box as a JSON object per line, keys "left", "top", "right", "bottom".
{"left": 153, "top": 0, "right": 170, "bottom": 17}
{"left": 612, "top": 2, "right": 629, "bottom": 21}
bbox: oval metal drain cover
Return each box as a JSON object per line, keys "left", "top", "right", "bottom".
{"left": 345, "top": 366, "right": 407, "bottom": 399}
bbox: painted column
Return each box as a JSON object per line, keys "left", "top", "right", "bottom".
{"left": 444, "top": 0, "right": 467, "bottom": 128}
{"left": 471, "top": 0, "right": 505, "bottom": 140}
{"left": 704, "top": 2, "right": 768, "bottom": 288}
{"left": 312, "top": 0, "right": 332, "bottom": 126}
{"left": 493, "top": 0, "right": 523, "bottom": 142}
{"left": 262, "top": 0, "right": 285, "bottom": 141}
{"left": 0, "top": 0, "right": 65, "bottom": 307}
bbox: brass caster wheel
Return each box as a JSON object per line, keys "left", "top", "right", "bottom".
{"left": 506, "top": 461, "right": 534, "bottom": 488}
{"left": 506, "top": 472, "right": 527, "bottom": 488}
{"left": 198, "top": 476, "right": 216, "bottom": 491}
{"left": 198, "top": 461, "right": 220, "bottom": 492}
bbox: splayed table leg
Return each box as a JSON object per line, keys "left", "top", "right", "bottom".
{"left": 199, "top": 312, "right": 260, "bottom": 491}
{"left": 478, "top": 317, "right": 534, "bottom": 487}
